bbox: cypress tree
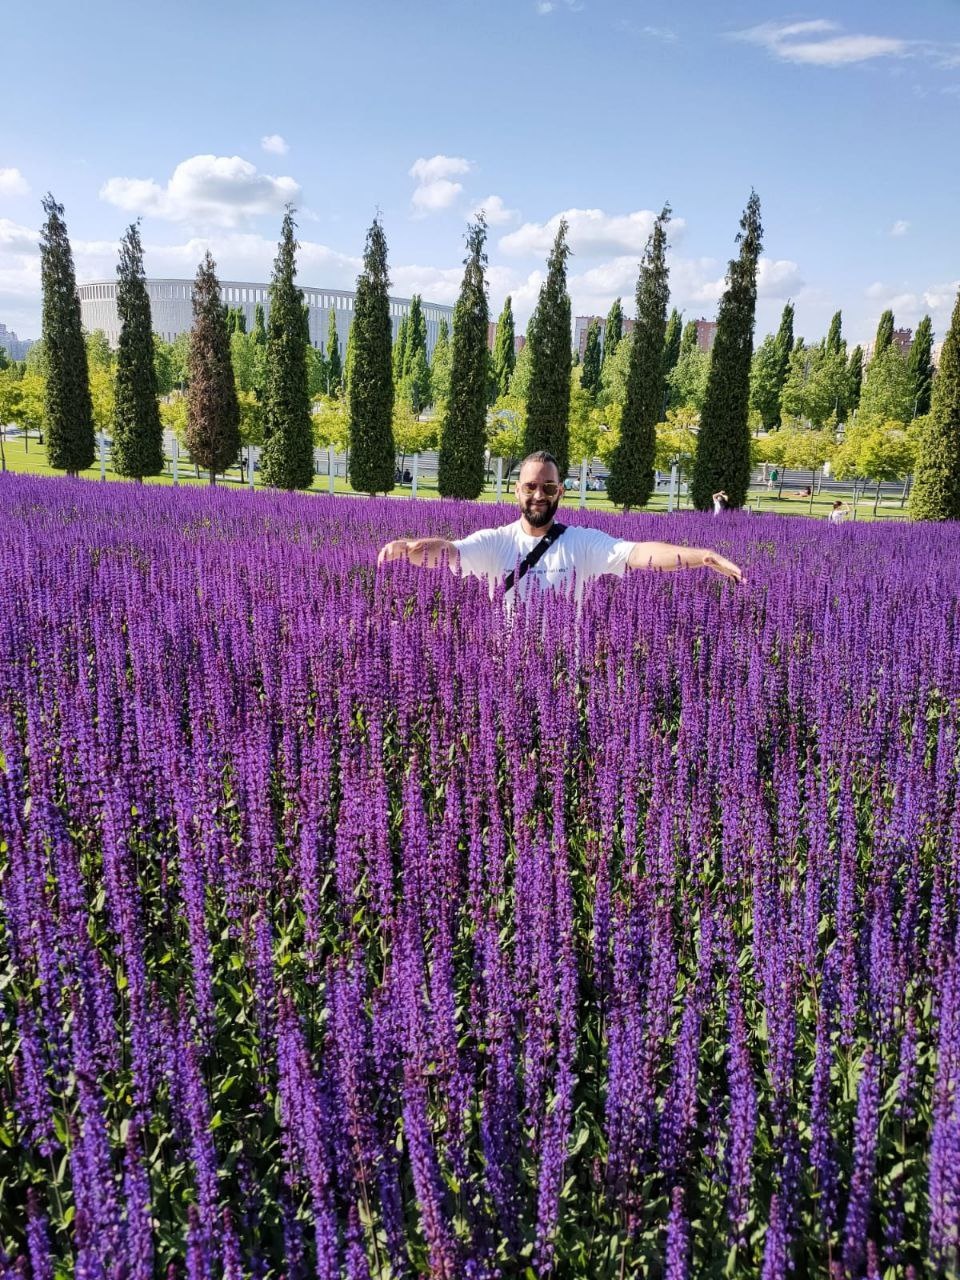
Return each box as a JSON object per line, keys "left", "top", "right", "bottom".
{"left": 910, "top": 288, "right": 960, "bottom": 521}
{"left": 603, "top": 297, "right": 623, "bottom": 365}
{"left": 690, "top": 191, "right": 763, "bottom": 510}
{"left": 774, "top": 301, "right": 794, "bottom": 425}
{"left": 438, "top": 216, "right": 489, "bottom": 499}
{"left": 405, "top": 295, "right": 427, "bottom": 375}
{"left": 251, "top": 303, "right": 267, "bottom": 401}
{"left": 825, "top": 309, "right": 843, "bottom": 356}
{"left": 847, "top": 344, "right": 864, "bottom": 412}
{"left": 581, "top": 318, "right": 603, "bottom": 398}
{"left": 393, "top": 316, "right": 409, "bottom": 385}
{"left": 492, "top": 296, "right": 516, "bottom": 398}
{"left": 348, "top": 218, "right": 395, "bottom": 495}
{"left": 325, "top": 307, "right": 343, "bottom": 394}
{"left": 662, "top": 307, "right": 682, "bottom": 379}
{"left": 403, "top": 295, "right": 431, "bottom": 411}
{"left": 908, "top": 314, "right": 933, "bottom": 417}
{"left": 524, "top": 219, "right": 572, "bottom": 476}
{"left": 874, "top": 309, "right": 894, "bottom": 359}
{"left": 679, "top": 319, "right": 698, "bottom": 359}
{"left": 607, "top": 206, "right": 671, "bottom": 510}
{"left": 112, "top": 221, "right": 163, "bottom": 481}
{"left": 260, "top": 209, "right": 314, "bottom": 490}
{"left": 430, "top": 318, "right": 452, "bottom": 404}
{"left": 186, "top": 252, "right": 240, "bottom": 485}
{"left": 39, "top": 194, "right": 94, "bottom": 474}
{"left": 234, "top": 308, "right": 246, "bottom": 335}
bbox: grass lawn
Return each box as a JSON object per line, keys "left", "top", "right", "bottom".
{"left": 0, "top": 432, "right": 910, "bottom": 522}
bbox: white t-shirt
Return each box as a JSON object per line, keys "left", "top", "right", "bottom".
{"left": 452, "top": 519, "right": 634, "bottom": 601}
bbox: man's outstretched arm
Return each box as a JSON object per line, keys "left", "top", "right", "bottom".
{"left": 377, "top": 537, "right": 461, "bottom": 571}
{"left": 627, "top": 541, "right": 743, "bottom": 582}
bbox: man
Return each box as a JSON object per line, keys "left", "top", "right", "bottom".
{"left": 377, "top": 450, "right": 742, "bottom": 598}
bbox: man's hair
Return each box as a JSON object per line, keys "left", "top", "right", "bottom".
{"left": 518, "top": 450, "right": 561, "bottom": 478}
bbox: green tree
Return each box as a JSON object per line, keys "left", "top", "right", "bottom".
{"left": 600, "top": 332, "right": 632, "bottom": 405}
{"left": 750, "top": 334, "right": 782, "bottom": 429}
{"left": 231, "top": 329, "right": 259, "bottom": 394}
{"left": 581, "top": 318, "right": 602, "bottom": 398}
{"left": 85, "top": 329, "right": 113, "bottom": 370}
{"left": 859, "top": 345, "right": 913, "bottom": 424}
{"left": 873, "top": 309, "right": 894, "bottom": 359}
{"left": 112, "top": 221, "right": 163, "bottom": 480}
{"left": 607, "top": 206, "right": 670, "bottom": 509}
{"left": 662, "top": 307, "right": 682, "bottom": 378}
{"left": 508, "top": 338, "right": 532, "bottom": 400}
{"left": 430, "top": 318, "right": 452, "bottom": 405}
{"left": 39, "top": 194, "right": 94, "bottom": 474}
{"left": 251, "top": 303, "right": 268, "bottom": 401}
{"left": 438, "top": 216, "right": 489, "bottom": 499}
{"left": 679, "top": 319, "right": 697, "bottom": 359}
{"left": 405, "top": 295, "right": 427, "bottom": 375}
{"left": 911, "top": 288, "right": 960, "bottom": 520}
{"left": 907, "top": 314, "right": 933, "bottom": 418}
{"left": 691, "top": 191, "right": 763, "bottom": 510}
{"left": 260, "top": 209, "right": 315, "bottom": 490}
{"left": 348, "top": 218, "right": 395, "bottom": 494}
{"left": 186, "top": 252, "right": 240, "bottom": 484}
{"left": 306, "top": 345, "right": 328, "bottom": 398}
{"left": 825, "top": 310, "right": 844, "bottom": 356}
{"left": 667, "top": 342, "right": 710, "bottom": 412}
{"left": 603, "top": 297, "right": 623, "bottom": 366}
{"left": 153, "top": 336, "right": 175, "bottom": 395}
{"left": 325, "top": 307, "right": 343, "bottom": 394}
{"left": 492, "top": 296, "right": 516, "bottom": 399}
{"left": 847, "top": 344, "right": 864, "bottom": 413}
{"left": 781, "top": 343, "right": 849, "bottom": 427}
{"left": 773, "top": 301, "right": 795, "bottom": 426}
{"left": 524, "top": 219, "right": 572, "bottom": 475}
{"left": 393, "top": 316, "right": 409, "bottom": 385}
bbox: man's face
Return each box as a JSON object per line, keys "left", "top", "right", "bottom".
{"left": 516, "top": 461, "right": 564, "bottom": 528}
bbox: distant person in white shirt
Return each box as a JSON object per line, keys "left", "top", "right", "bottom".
{"left": 828, "top": 500, "right": 850, "bottom": 524}
{"left": 712, "top": 490, "right": 730, "bottom": 515}
{"left": 377, "top": 451, "right": 743, "bottom": 599}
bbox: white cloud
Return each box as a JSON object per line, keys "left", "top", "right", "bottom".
{"left": 99, "top": 155, "right": 301, "bottom": 228}
{"left": 536, "top": 2, "right": 554, "bottom": 12}
{"left": 499, "top": 207, "right": 684, "bottom": 259}
{"left": 409, "top": 155, "right": 472, "bottom": 185}
{"left": 735, "top": 20, "right": 907, "bottom": 66}
{"left": 890, "top": 219, "right": 910, "bottom": 237}
{"left": 641, "top": 26, "right": 677, "bottom": 43}
{"left": 0, "top": 168, "right": 30, "bottom": 198}
{"left": 261, "top": 134, "right": 289, "bottom": 155}
{"left": 756, "top": 257, "right": 804, "bottom": 298}
{"left": 408, "top": 154, "right": 473, "bottom": 215}
{"left": 473, "top": 195, "right": 519, "bottom": 226}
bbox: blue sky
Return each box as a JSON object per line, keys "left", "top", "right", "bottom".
{"left": 2, "top": 0, "right": 958, "bottom": 346}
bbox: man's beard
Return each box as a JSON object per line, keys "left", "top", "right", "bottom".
{"left": 522, "top": 495, "right": 560, "bottom": 528}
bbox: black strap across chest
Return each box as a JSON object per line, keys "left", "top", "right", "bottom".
{"left": 503, "top": 523, "right": 567, "bottom": 594}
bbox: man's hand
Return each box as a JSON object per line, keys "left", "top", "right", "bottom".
{"left": 377, "top": 537, "right": 461, "bottom": 570}
{"left": 702, "top": 550, "right": 743, "bottom": 583}
{"left": 377, "top": 539, "right": 413, "bottom": 566}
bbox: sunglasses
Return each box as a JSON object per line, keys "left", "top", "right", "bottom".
{"left": 519, "top": 482, "right": 562, "bottom": 497}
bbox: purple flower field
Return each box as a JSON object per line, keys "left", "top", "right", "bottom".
{"left": 1, "top": 473, "right": 959, "bottom": 1278}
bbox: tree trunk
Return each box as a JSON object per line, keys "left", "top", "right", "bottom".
{"left": 209, "top": 469, "right": 216, "bottom": 486}
{"left": 0, "top": 425, "right": 5, "bottom": 472}
{"left": 873, "top": 479, "right": 882, "bottom": 516}
{"left": 777, "top": 469, "right": 786, "bottom": 499}
{"left": 808, "top": 469, "right": 816, "bottom": 514}
{"left": 900, "top": 475, "right": 910, "bottom": 508}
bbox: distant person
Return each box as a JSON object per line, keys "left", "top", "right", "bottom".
{"left": 378, "top": 450, "right": 743, "bottom": 601}
{"left": 712, "top": 490, "right": 730, "bottom": 515}
{"left": 768, "top": 467, "right": 778, "bottom": 491}
{"left": 798, "top": 486, "right": 812, "bottom": 499}
{"left": 828, "top": 500, "right": 850, "bottom": 524}
{"left": 402, "top": 467, "right": 412, "bottom": 484}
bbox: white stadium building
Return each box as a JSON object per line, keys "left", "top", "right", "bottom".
{"left": 78, "top": 279, "right": 454, "bottom": 359}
